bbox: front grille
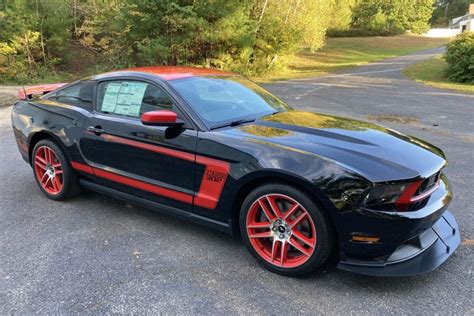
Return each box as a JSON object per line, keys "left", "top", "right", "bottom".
{"left": 418, "top": 171, "right": 440, "bottom": 194}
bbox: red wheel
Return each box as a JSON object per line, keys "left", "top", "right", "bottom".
{"left": 32, "top": 139, "right": 81, "bottom": 200}
{"left": 240, "top": 183, "right": 332, "bottom": 276}
{"left": 246, "top": 194, "right": 316, "bottom": 268}
{"left": 33, "top": 146, "right": 64, "bottom": 195}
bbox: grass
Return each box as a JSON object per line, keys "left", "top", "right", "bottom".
{"left": 403, "top": 56, "right": 474, "bottom": 94}
{"left": 254, "top": 35, "right": 450, "bottom": 82}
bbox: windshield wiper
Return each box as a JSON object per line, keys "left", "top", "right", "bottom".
{"left": 210, "top": 118, "right": 256, "bottom": 130}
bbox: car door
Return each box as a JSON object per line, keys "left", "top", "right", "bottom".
{"left": 78, "top": 78, "right": 202, "bottom": 212}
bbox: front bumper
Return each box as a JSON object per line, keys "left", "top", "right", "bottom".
{"left": 337, "top": 210, "right": 460, "bottom": 276}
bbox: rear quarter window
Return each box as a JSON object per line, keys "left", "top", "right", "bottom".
{"left": 48, "top": 81, "right": 95, "bottom": 110}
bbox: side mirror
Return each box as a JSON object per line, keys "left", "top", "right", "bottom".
{"left": 141, "top": 110, "right": 184, "bottom": 127}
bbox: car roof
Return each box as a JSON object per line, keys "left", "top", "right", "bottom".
{"left": 107, "top": 66, "right": 236, "bottom": 81}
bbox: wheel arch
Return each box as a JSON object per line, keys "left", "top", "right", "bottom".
{"left": 28, "top": 130, "right": 70, "bottom": 165}
{"left": 230, "top": 170, "right": 339, "bottom": 241}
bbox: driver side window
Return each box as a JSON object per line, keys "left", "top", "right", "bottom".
{"left": 96, "top": 80, "right": 174, "bottom": 118}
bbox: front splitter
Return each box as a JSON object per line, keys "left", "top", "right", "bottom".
{"left": 337, "top": 210, "right": 461, "bottom": 277}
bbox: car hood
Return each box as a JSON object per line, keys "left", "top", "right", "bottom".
{"left": 221, "top": 111, "right": 446, "bottom": 182}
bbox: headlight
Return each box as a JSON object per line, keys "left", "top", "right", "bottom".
{"left": 363, "top": 181, "right": 424, "bottom": 211}
{"left": 363, "top": 183, "right": 407, "bottom": 206}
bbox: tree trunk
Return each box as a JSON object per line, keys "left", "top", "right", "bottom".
{"left": 267, "top": 54, "right": 278, "bottom": 70}
{"left": 258, "top": 0, "right": 269, "bottom": 24}
{"left": 35, "top": 0, "right": 47, "bottom": 65}
{"left": 284, "top": 0, "right": 293, "bottom": 23}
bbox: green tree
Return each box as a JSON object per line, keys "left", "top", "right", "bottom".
{"left": 350, "top": 0, "right": 435, "bottom": 35}
{"left": 248, "top": 0, "right": 332, "bottom": 73}
{"left": 327, "top": 0, "right": 357, "bottom": 32}
{"left": 0, "top": 0, "right": 72, "bottom": 80}
{"left": 77, "top": 0, "right": 333, "bottom": 75}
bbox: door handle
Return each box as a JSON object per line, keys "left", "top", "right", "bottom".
{"left": 86, "top": 125, "right": 104, "bottom": 135}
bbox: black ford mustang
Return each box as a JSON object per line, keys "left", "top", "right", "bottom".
{"left": 11, "top": 66, "right": 460, "bottom": 276}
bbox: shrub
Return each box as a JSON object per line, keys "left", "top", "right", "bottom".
{"left": 444, "top": 32, "right": 474, "bottom": 83}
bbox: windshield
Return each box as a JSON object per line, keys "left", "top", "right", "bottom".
{"left": 168, "top": 76, "right": 290, "bottom": 128}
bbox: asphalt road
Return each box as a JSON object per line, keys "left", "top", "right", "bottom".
{"left": 1, "top": 47, "right": 473, "bottom": 314}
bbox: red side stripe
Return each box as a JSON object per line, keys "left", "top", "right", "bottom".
{"left": 71, "top": 134, "right": 231, "bottom": 209}
{"left": 71, "top": 161, "right": 193, "bottom": 204}
{"left": 93, "top": 168, "right": 193, "bottom": 204}
{"left": 94, "top": 134, "right": 230, "bottom": 209}
{"left": 71, "top": 161, "right": 94, "bottom": 174}
{"left": 101, "top": 134, "right": 195, "bottom": 162}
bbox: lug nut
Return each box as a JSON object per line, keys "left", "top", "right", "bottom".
{"left": 279, "top": 234, "right": 284, "bottom": 239}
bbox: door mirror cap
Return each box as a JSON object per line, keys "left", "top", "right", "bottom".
{"left": 141, "top": 110, "right": 184, "bottom": 127}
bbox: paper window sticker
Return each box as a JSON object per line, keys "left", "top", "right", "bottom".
{"left": 117, "top": 93, "right": 132, "bottom": 105}
{"left": 101, "top": 82, "right": 122, "bottom": 112}
{"left": 106, "top": 82, "right": 121, "bottom": 93}
{"left": 114, "top": 104, "right": 130, "bottom": 115}
{"left": 101, "top": 94, "right": 118, "bottom": 112}
{"left": 120, "top": 82, "right": 148, "bottom": 116}
{"left": 119, "top": 82, "right": 131, "bottom": 94}
{"left": 127, "top": 82, "right": 148, "bottom": 105}
{"left": 128, "top": 104, "right": 141, "bottom": 117}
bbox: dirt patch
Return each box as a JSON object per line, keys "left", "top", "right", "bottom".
{"left": 0, "top": 86, "right": 20, "bottom": 107}
{"left": 462, "top": 135, "right": 474, "bottom": 143}
{"left": 366, "top": 114, "right": 420, "bottom": 124}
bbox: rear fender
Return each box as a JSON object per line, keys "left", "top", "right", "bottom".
{"left": 12, "top": 100, "right": 87, "bottom": 164}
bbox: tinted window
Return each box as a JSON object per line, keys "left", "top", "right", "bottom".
{"left": 168, "top": 76, "right": 289, "bottom": 128}
{"left": 96, "top": 80, "right": 174, "bottom": 118}
{"left": 51, "top": 81, "right": 95, "bottom": 110}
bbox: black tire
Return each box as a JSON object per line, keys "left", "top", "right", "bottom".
{"left": 31, "top": 139, "right": 81, "bottom": 200}
{"left": 239, "top": 183, "right": 333, "bottom": 276}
